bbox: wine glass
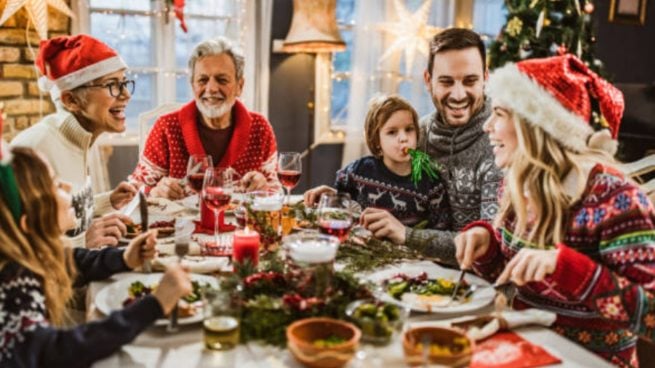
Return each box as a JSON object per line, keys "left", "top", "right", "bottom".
{"left": 277, "top": 152, "right": 302, "bottom": 205}
{"left": 202, "top": 168, "right": 233, "bottom": 251}
{"left": 317, "top": 192, "right": 353, "bottom": 243}
{"left": 186, "top": 154, "right": 213, "bottom": 194}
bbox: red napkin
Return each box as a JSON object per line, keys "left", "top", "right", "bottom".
{"left": 194, "top": 210, "right": 235, "bottom": 234}
{"left": 470, "top": 332, "right": 561, "bottom": 368}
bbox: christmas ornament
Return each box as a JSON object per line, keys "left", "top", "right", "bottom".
{"left": 506, "top": 16, "right": 523, "bottom": 37}
{"left": 403, "top": 148, "right": 440, "bottom": 187}
{"left": 0, "top": 0, "right": 75, "bottom": 40}
{"left": 584, "top": 2, "right": 594, "bottom": 14}
{"left": 379, "top": 0, "right": 440, "bottom": 74}
{"left": 166, "top": 0, "right": 187, "bottom": 33}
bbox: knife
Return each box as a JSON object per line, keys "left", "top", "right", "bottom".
{"left": 139, "top": 191, "right": 152, "bottom": 273}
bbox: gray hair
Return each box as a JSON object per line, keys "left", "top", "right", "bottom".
{"left": 188, "top": 37, "right": 245, "bottom": 82}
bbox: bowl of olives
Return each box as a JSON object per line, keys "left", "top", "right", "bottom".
{"left": 345, "top": 299, "right": 409, "bottom": 345}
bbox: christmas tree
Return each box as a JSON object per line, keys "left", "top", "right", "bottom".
{"left": 488, "top": 0, "right": 603, "bottom": 74}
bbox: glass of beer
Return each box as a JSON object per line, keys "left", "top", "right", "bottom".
{"left": 244, "top": 190, "right": 283, "bottom": 251}
{"left": 203, "top": 285, "right": 241, "bottom": 351}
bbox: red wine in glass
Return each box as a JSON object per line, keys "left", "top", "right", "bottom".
{"left": 203, "top": 187, "right": 231, "bottom": 212}
{"left": 188, "top": 173, "right": 206, "bottom": 193}
{"left": 318, "top": 219, "right": 352, "bottom": 242}
{"left": 277, "top": 170, "right": 301, "bottom": 189}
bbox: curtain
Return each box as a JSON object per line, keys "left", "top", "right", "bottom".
{"left": 341, "top": 0, "right": 454, "bottom": 166}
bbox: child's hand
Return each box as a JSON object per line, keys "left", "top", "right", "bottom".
{"left": 360, "top": 208, "right": 406, "bottom": 244}
{"left": 303, "top": 185, "right": 336, "bottom": 207}
{"left": 496, "top": 248, "right": 559, "bottom": 286}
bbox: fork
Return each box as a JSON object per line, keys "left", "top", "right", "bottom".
{"left": 450, "top": 269, "right": 467, "bottom": 301}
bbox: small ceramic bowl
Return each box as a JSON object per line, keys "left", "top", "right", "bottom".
{"left": 286, "top": 317, "right": 361, "bottom": 368}
{"left": 402, "top": 326, "right": 474, "bottom": 367}
{"left": 345, "top": 299, "right": 409, "bottom": 345}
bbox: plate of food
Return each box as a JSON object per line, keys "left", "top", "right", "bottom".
{"left": 365, "top": 262, "right": 495, "bottom": 314}
{"left": 95, "top": 273, "right": 218, "bottom": 326}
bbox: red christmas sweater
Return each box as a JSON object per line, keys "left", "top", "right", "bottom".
{"left": 129, "top": 100, "right": 279, "bottom": 191}
{"left": 468, "top": 164, "right": 655, "bottom": 368}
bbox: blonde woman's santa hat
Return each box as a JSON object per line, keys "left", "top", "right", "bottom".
{"left": 486, "top": 54, "right": 624, "bottom": 155}
{"left": 36, "top": 34, "right": 128, "bottom": 101}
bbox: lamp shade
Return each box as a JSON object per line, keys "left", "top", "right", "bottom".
{"left": 282, "top": 0, "right": 346, "bottom": 53}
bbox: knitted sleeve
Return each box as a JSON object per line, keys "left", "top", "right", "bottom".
{"left": 426, "top": 179, "right": 451, "bottom": 230}
{"left": 128, "top": 117, "right": 170, "bottom": 190}
{"left": 478, "top": 158, "right": 503, "bottom": 222}
{"left": 71, "top": 247, "right": 130, "bottom": 286}
{"left": 334, "top": 159, "right": 359, "bottom": 201}
{"left": 254, "top": 116, "right": 281, "bottom": 191}
{"left": 547, "top": 187, "right": 655, "bottom": 341}
{"left": 404, "top": 227, "right": 458, "bottom": 266}
{"left": 0, "top": 263, "right": 163, "bottom": 367}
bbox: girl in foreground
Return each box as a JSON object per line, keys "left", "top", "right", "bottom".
{"left": 0, "top": 146, "right": 192, "bottom": 367}
{"left": 456, "top": 54, "right": 655, "bottom": 367}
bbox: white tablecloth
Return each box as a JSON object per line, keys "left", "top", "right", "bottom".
{"left": 89, "top": 269, "right": 613, "bottom": 368}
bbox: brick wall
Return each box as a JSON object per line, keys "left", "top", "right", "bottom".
{"left": 0, "top": 0, "right": 72, "bottom": 141}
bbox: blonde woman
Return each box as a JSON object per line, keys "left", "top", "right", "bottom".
{"left": 455, "top": 54, "right": 655, "bottom": 367}
{"left": 0, "top": 146, "right": 191, "bottom": 367}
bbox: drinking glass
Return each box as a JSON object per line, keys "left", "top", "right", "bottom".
{"left": 277, "top": 152, "right": 302, "bottom": 205}
{"left": 283, "top": 232, "right": 339, "bottom": 297}
{"left": 203, "top": 283, "right": 241, "bottom": 351}
{"left": 317, "top": 192, "right": 353, "bottom": 243}
{"left": 244, "top": 190, "right": 283, "bottom": 251}
{"left": 186, "top": 154, "right": 213, "bottom": 194}
{"left": 202, "top": 168, "right": 232, "bottom": 251}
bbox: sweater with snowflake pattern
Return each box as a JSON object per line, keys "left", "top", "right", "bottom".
{"left": 0, "top": 247, "right": 163, "bottom": 367}
{"left": 335, "top": 156, "right": 450, "bottom": 229}
{"left": 129, "top": 100, "right": 280, "bottom": 191}
{"left": 406, "top": 98, "right": 502, "bottom": 264}
{"left": 470, "top": 164, "right": 655, "bottom": 368}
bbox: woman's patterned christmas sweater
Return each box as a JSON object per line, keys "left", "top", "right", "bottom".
{"left": 0, "top": 247, "right": 163, "bottom": 367}
{"left": 469, "top": 164, "right": 655, "bottom": 368}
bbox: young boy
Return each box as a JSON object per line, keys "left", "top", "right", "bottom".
{"left": 305, "top": 95, "right": 450, "bottom": 230}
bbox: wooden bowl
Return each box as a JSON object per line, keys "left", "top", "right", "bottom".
{"left": 286, "top": 317, "right": 361, "bottom": 368}
{"left": 402, "top": 326, "right": 474, "bottom": 367}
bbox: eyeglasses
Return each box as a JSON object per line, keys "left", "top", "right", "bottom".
{"left": 77, "top": 79, "right": 135, "bottom": 97}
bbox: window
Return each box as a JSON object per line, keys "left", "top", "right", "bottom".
{"left": 327, "top": 0, "right": 505, "bottom": 137}
{"left": 76, "top": 0, "right": 248, "bottom": 132}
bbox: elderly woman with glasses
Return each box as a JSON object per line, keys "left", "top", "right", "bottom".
{"left": 11, "top": 35, "right": 138, "bottom": 250}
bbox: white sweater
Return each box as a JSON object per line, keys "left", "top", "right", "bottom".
{"left": 11, "top": 111, "right": 114, "bottom": 247}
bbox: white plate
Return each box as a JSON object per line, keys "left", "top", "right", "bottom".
{"left": 364, "top": 261, "right": 495, "bottom": 314}
{"left": 95, "top": 273, "right": 218, "bottom": 326}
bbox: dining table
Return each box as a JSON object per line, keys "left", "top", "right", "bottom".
{"left": 89, "top": 195, "right": 614, "bottom": 368}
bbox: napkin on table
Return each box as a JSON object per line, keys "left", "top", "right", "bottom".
{"left": 452, "top": 309, "right": 557, "bottom": 341}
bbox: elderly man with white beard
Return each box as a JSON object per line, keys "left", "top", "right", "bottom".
{"left": 130, "top": 37, "right": 279, "bottom": 199}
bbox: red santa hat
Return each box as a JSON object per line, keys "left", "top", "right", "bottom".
{"left": 36, "top": 34, "right": 127, "bottom": 95}
{"left": 486, "top": 54, "right": 624, "bottom": 154}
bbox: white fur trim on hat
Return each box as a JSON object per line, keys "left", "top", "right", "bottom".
{"left": 486, "top": 63, "right": 593, "bottom": 153}
{"left": 53, "top": 55, "right": 128, "bottom": 91}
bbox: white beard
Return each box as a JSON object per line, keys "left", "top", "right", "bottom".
{"left": 195, "top": 97, "right": 235, "bottom": 119}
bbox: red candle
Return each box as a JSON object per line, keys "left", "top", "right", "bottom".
{"left": 232, "top": 229, "right": 260, "bottom": 267}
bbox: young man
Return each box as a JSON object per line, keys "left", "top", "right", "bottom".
{"left": 129, "top": 37, "right": 279, "bottom": 199}
{"left": 12, "top": 35, "right": 137, "bottom": 249}
{"left": 361, "top": 28, "right": 503, "bottom": 265}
